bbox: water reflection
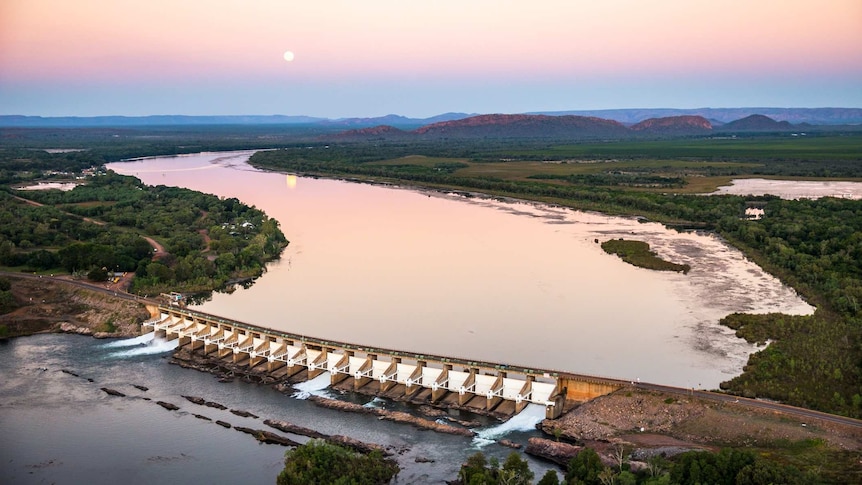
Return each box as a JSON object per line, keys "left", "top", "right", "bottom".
{"left": 108, "top": 152, "right": 813, "bottom": 389}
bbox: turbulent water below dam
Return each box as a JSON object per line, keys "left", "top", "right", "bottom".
{"left": 0, "top": 334, "right": 555, "bottom": 484}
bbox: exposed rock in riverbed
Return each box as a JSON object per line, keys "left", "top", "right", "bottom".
{"left": 234, "top": 427, "right": 299, "bottom": 447}
{"left": 60, "top": 322, "right": 94, "bottom": 335}
{"left": 182, "top": 395, "right": 206, "bottom": 405}
{"left": 264, "top": 419, "right": 328, "bottom": 439}
{"left": 215, "top": 420, "right": 232, "bottom": 428}
{"left": 181, "top": 395, "right": 228, "bottom": 410}
{"left": 524, "top": 437, "right": 582, "bottom": 466}
{"left": 328, "top": 434, "right": 389, "bottom": 455}
{"left": 263, "top": 419, "right": 390, "bottom": 455}
{"left": 309, "top": 395, "right": 475, "bottom": 437}
{"left": 498, "top": 439, "right": 522, "bottom": 449}
{"left": 156, "top": 401, "right": 180, "bottom": 411}
{"left": 133, "top": 385, "right": 149, "bottom": 392}
{"left": 230, "top": 409, "right": 259, "bottom": 419}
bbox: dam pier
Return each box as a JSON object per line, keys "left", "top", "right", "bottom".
{"left": 144, "top": 305, "right": 626, "bottom": 419}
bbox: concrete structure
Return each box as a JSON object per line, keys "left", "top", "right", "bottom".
{"left": 143, "top": 305, "right": 625, "bottom": 419}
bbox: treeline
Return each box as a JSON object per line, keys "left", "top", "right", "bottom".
{"left": 715, "top": 196, "right": 862, "bottom": 415}
{"left": 457, "top": 446, "right": 817, "bottom": 485}
{"left": 529, "top": 172, "right": 687, "bottom": 189}
{"left": 1, "top": 170, "right": 287, "bottom": 295}
{"left": 274, "top": 442, "right": 820, "bottom": 485}
{"left": 0, "top": 148, "right": 104, "bottom": 185}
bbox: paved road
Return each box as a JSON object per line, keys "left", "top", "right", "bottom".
{"left": 3, "top": 271, "right": 862, "bottom": 430}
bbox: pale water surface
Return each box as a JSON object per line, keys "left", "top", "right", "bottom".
{"left": 109, "top": 152, "right": 813, "bottom": 389}
{"left": 714, "top": 178, "right": 862, "bottom": 200}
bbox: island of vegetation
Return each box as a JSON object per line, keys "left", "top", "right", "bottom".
{"left": 600, "top": 239, "right": 691, "bottom": 273}
{"left": 277, "top": 439, "right": 399, "bottom": 485}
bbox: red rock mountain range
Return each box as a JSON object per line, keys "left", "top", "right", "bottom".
{"left": 333, "top": 114, "right": 716, "bottom": 140}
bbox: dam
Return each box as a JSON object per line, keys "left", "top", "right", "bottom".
{"left": 144, "top": 304, "right": 627, "bottom": 419}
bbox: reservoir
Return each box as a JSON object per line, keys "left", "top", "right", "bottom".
{"left": 108, "top": 151, "right": 813, "bottom": 389}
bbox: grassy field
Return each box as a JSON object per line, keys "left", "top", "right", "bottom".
{"left": 492, "top": 135, "right": 862, "bottom": 161}
{"left": 357, "top": 135, "right": 862, "bottom": 195}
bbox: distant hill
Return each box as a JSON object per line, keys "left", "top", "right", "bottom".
{"left": 330, "top": 112, "right": 862, "bottom": 141}
{"left": 2, "top": 108, "right": 860, "bottom": 129}
{"left": 322, "top": 112, "right": 473, "bottom": 128}
{"left": 0, "top": 113, "right": 475, "bottom": 128}
{"left": 630, "top": 115, "right": 712, "bottom": 134}
{"left": 0, "top": 114, "right": 328, "bottom": 127}
{"left": 413, "top": 114, "right": 629, "bottom": 139}
{"left": 719, "top": 114, "right": 794, "bottom": 131}
{"left": 331, "top": 125, "right": 409, "bottom": 139}
{"left": 530, "top": 108, "right": 862, "bottom": 125}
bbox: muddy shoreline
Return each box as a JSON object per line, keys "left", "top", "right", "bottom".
{"left": 0, "top": 274, "right": 148, "bottom": 341}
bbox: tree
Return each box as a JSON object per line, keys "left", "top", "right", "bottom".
{"left": 735, "top": 460, "right": 806, "bottom": 485}
{"left": 537, "top": 469, "right": 560, "bottom": 485}
{"left": 458, "top": 452, "right": 536, "bottom": 485}
{"left": 277, "top": 439, "right": 398, "bottom": 485}
{"left": 87, "top": 267, "right": 108, "bottom": 282}
{"left": 566, "top": 448, "right": 604, "bottom": 484}
{"left": 500, "top": 452, "right": 533, "bottom": 485}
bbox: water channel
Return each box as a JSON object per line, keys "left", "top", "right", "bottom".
{"left": 1, "top": 151, "right": 821, "bottom": 483}
{"left": 109, "top": 151, "right": 812, "bottom": 389}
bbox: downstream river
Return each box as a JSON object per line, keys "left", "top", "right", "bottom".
{"left": 0, "top": 151, "right": 817, "bottom": 484}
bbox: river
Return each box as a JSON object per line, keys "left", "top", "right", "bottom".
{"left": 0, "top": 151, "right": 817, "bottom": 483}
{"left": 109, "top": 151, "right": 811, "bottom": 389}
{"left": 1, "top": 333, "right": 553, "bottom": 484}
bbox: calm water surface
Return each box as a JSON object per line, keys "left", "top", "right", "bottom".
{"left": 109, "top": 151, "right": 813, "bottom": 388}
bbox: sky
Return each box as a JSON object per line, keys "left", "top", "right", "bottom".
{"left": 1, "top": 0, "right": 861, "bottom": 118}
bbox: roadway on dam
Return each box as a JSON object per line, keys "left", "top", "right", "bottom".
{"left": 4, "top": 271, "right": 861, "bottom": 430}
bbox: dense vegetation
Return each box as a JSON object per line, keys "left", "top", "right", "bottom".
{"left": 0, "top": 276, "right": 13, "bottom": 322}
{"left": 457, "top": 446, "right": 816, "bottom": 485}
{"left": 276, "top": 440, "right": 398, "bottom": 485}
{"left": 249, "top": 134, "right": 862, "bottom": 418}
{"left": 0, "top": 149, "right": 287, "bottom": 296}
{"left": 601, "top": 239, "right": 691, "bottom": 273}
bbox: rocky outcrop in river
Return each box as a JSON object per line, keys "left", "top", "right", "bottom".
{"left": 309, "top": 395, "right": 475, "bottom": 437}
{"left": 524, "top": 437, "right": 582, "bottom": 466}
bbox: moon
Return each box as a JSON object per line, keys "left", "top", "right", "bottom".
{"left": 283, "top": 51, "right": 295, "bottom": 62}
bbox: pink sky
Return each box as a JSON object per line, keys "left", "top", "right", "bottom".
{"left": 1, "top": 0, "right": 860, "bottom": 116}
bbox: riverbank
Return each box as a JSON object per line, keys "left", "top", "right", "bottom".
{"left": 0, "top": 274, "right": 149, "bottom": 340}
